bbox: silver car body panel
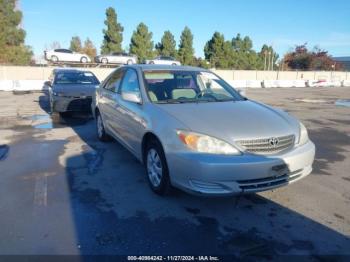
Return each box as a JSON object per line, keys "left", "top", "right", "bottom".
{"left": 94, "top": 65, "right": 315, "bottom": 196}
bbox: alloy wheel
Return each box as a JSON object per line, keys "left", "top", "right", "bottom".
{"left": 147, "top": 148, "right": 163, "bottom": 187}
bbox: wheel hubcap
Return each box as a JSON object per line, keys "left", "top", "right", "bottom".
{"left": 147, "top": 149, "right": 162, "bottom": 187}
{"left": 97, "top": 115, "right": 103, "bottom": 138}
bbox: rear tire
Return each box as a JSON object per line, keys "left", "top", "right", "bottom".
{"left": 149, "top": 61, "right": 155, "bottom": 64}
{"left": 145, "top": 139, "right": 171, "bottom": 195}
{"left": 81, "top": 57, "right": 88, "bottom": 63}
{"left": 127, "top": 59, "right": 133, "bottom": 65}
{"left": 96, "top": 111, "right": 110, "bottom": 142}
{"left": 101, "top": 58, "right": 108, "bottom": 64}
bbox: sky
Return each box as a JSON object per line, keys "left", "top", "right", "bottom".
{"left": 21, "top": 0, "right": 350, "bottom": 58}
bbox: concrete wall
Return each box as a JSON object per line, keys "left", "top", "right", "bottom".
{"left": 0, "top": 66, "right": 349, "bottom": 82}
{"left": 0, "top": 66, "right": 115, "bottom": 82}
{"left": 1, "top": 66, "right": 350, "bottom": 91}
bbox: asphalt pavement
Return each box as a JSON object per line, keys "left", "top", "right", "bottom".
{"left": 0, "top": 87, "right": 349, "bottom": 259}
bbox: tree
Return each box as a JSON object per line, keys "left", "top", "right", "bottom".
{"left": 155, "top": 30, "right": 177, "bottom": 57}
{"left": 0, "top": 0, "right": 33, "bottom": 65}
{"left": 230, "top": 34, "right": 261, "bottom": 70}
{"left": 70, "top": 36, "right": 82, "bottom": 52}
{"left": 193, "top": 57, "right": 210, "bottom": 69}
{"left": 310, "top": 46, "right": 342, "bottom": 70}
{"left": 101, "top": 7, "right": 123, "bottom": 54}
{"left": 82, "top": 38, "right": 97, "bottom": 58}
{"left": 46, "top": 41, "right": 61, "bottom": 50}
{"left": 283, "top": 44, "right": 311, "bottom": 70}
{"left": 204, "top": 32, "right": 233, "bottom": 69}
{"left": 178, "top": 26, "right": 195, "bottom": 65}
{"left": 283, "top": 44, "right": 341, "bottom": 71}
{"left": 258, "top": 44, "right": 279, "bottom": 70}
{"left": 129, "top": 22, "right": 154, "bottom": 62}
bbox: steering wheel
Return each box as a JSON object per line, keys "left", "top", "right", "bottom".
{"left": 195, "top": 89, "right": 218, "bottom": 101}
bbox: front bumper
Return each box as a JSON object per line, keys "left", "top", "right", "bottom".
{"left": 167, "top": 141, "right": 315, "bottom": 196}
{"left": 52, "top": 96, "right": 92, "bottom": 113}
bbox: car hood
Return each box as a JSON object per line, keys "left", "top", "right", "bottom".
{"left": 155, "top": 100, "right": 300, "bottom": 143}
{"left": 52, "top": 84, "right": 98, "bottom": 97}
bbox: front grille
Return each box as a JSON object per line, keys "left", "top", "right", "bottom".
{"left": 67, "top": 98, "right": 92, "bottom": 112}
{"left": 236, "top": 134, "right": 295, "bottom": 155}
{"left": 237, "top": 168, "right": 303, "bottom": 192}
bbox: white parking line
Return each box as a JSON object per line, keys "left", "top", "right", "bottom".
{"left": 33, "top": 175, "right": 47, "bottom": 206}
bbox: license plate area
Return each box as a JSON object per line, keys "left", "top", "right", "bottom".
{"left": 271, "top": 164, "right": 289, "bottom": 177}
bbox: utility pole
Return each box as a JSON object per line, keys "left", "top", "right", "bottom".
{"left": 271, "top": 52, "right": 274, "bottom": 71}
{"left": 264, "top": 50, "right": 267, "bottom": 71}
{"left": 267, "top": 51, "right": 271, "bottom": 71}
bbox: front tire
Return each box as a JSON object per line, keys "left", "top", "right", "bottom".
{"left": 96, "top": 111, "right": 110, "bottom": 141}
{"left": 127, "top": 59, "right": 133, "bottom": 65}
{"left": 51, "top": 56, "right": 58, "bottom": 62}
{"left": 145, "top": 139, "right": 171, "bottom": 195}
{"left": 101, "top": 58, "right": 108, "bottom": 64}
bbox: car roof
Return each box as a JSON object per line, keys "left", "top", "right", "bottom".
{"left": 52, "top": 68, "right": 93, "bottom": 74}
{"left": 127, "top": 64, "right": 209, "bottom": 72}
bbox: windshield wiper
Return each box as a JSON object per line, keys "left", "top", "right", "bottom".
{"left": 156, "top": 99, "right": 186, "bottom": 104}
{"left": 214, "top": 99, "right": 236, "bottom": 102}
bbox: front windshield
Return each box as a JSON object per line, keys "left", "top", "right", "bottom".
{"left": 143, "top": 70, "right": 244, "bottom": 104}
{"left": 54, "top": 71, "right": 100, "bottom": 85}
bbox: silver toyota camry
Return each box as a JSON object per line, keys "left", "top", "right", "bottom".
{"left": 92, "top": 65, "right": 315, "bottom": 196}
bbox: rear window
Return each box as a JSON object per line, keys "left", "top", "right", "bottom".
{"left": 54, "top": 71, "right": 100, "bottom": 85}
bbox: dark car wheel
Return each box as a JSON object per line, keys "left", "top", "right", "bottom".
{"left": 127, "top": 59, "right": 133, "bottom": 65}
{"left": 101, "top": 58, "right": 108, "bottom": 64}
{"left": 145, "top": 139, "right": 171, "bottom": 195}
{"left": 51, "top": 56, "right": 58, "bottom": 62}
{"left": 81, "top": 57, "right": 88, "bottom": 63}
{"left": 149, "top": 61, "right": 155, "bottom": 64}
{"left": 96, "top": 111, "right": 110, "bottom": 141}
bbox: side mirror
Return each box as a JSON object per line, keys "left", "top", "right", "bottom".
{"left": 121, "top": 91, "right": 142, "bottom": 104}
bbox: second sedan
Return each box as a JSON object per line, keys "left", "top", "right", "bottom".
{"left": 48, "top": 69, "right": 100, "bottom": 116}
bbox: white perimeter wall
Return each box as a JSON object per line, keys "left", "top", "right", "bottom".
{"left": 0, "top": 66, "right": 349, "bottom": 91}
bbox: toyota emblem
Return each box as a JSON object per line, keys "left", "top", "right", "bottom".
{"left": 269, "top": 137, "right": 279, "bottom": 147}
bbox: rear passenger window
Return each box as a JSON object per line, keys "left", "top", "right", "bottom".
{"left": 104, "top": 69, "right": 124, "bottom": 92}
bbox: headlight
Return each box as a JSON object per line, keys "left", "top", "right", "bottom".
{"left": 177, "top": 130, "right": 241, "bottom": 155}
{"left": 298, "top": 122, "right": 309, "bottom": 146}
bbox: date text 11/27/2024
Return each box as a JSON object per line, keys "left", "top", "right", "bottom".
{"left": 127, "top": 256, "right": 220, "bottom": 261}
